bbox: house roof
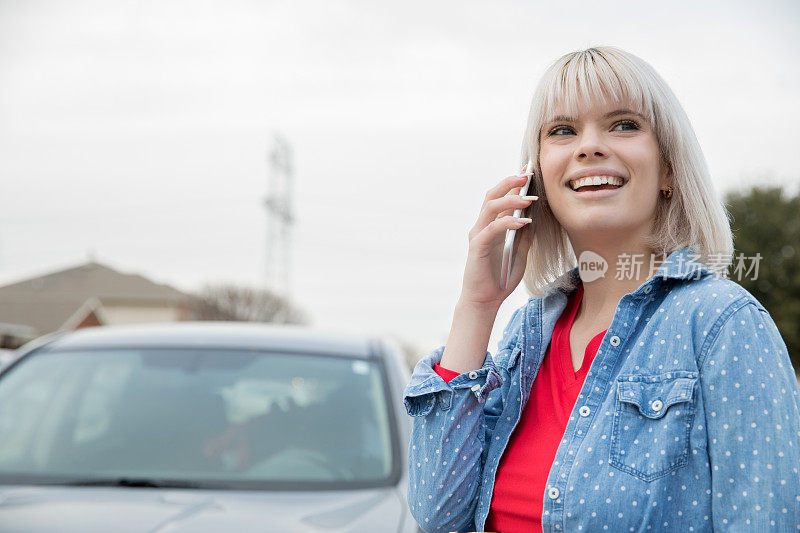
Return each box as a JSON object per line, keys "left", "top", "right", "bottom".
{"left": 0, "top": 262, "right": 189, "bottom": 335}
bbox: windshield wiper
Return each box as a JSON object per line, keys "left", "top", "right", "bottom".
{"left": 61, "top": 477, "right": 204, "bottom": 489}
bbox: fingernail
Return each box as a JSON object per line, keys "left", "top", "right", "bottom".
{"left": 522, "top": 195, "right": 538, "bottom": 200}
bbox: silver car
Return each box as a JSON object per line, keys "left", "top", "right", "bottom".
{"left": 0, "top": 322, "right": 421, "bottom": 532}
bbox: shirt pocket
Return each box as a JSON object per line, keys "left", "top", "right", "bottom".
{"left": 609, "top": 371, "right": 699, "bottom": 482}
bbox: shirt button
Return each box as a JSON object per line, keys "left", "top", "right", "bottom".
{"left": 548, "top": 487, "right": 560, "bottom": 499}
{"left": 644, "top": 285, "right": 652, "bottom": 294}
{"left": 468, "top": 371, "right": 478, "bottom": 380}
{"left": 579, "top": 405, "right": 591, "bottom": 417}
{"left": 609, "top": 335, "right": 620, "bottom": 347}
{"left": 471, "top": 384, "right": 481, "bottom": 392}
{"left": 651, "top": 399, "right": 663, "bottom": 411}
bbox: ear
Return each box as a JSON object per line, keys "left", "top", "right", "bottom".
{"left": 660, "top": 158, "right": 673, "bottom": 189}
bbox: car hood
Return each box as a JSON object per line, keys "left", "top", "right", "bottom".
{"left": 0, "top": 484, "right": 406, "bottom": 532}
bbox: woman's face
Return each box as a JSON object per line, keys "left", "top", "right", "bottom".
{"left": 538, "top": 97, "right": 670, "bottom": 246}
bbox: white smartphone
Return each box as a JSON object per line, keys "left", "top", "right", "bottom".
{"left": 500, "top": 158, "right": 535, "bottom": 290}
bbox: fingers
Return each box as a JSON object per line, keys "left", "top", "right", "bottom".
{"left": 475, "top": 191, "right": 538, "bottom": 232}
{"left": 484, "top": 173, "right": 532, "bottom": 205}
{"left": 471, "top": 214, "right": 532, "bottom": 251}
{"left": 469, "top": 171, "right": 537, "bottom": 241}
{"left": 497, "top": 185, "right": 527, "bottom": 219}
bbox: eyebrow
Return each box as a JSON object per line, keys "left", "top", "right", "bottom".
{"left": 544, "top": 108, "right": 647, "bottom": 126}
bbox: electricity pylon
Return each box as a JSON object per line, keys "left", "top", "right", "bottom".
{"left": 264, "top": 133, "right": 294, "bottom": 299}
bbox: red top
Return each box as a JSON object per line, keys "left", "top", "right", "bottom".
{"left": 434, "top": 282, "right": 607, "bottom": 532}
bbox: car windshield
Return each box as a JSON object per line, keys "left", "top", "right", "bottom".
{"left": 0, "top": 347, "right": 397, "bottom": 489}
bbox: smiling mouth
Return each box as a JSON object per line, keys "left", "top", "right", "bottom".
{"left": 567, "top": 175, "right": 628, "bottom": 193}
{"left": 571, "top": 183, "right": 624, "bottom": 192}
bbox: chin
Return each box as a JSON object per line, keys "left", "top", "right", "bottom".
{"left": 571, "top": 214, "right": 631, "bottom": 232}
{"left": 568, "top": 218, "right": 646, "bottom": 240}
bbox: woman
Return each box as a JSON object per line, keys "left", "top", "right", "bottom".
{"left": 404, "top": 46, "right": 800, "bottom": 532}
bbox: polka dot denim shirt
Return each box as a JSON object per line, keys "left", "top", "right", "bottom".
{"left": 404, "top": 246, "right": 800, "bottom": 532}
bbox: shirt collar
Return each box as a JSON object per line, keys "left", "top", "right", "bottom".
{"left": 652, "top": 245, "right": 715, "bottom": 281}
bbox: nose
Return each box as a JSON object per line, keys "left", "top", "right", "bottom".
{"left": 574, "top": 127, "right": 609, "bottom": 160}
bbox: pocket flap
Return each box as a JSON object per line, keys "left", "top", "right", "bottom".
{"left": 616, "top": 372, "right": 698, "bottom": 420}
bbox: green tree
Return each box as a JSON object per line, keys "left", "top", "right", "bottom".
{"left": 724, "top": 185, "right": 800, "bottom": 373}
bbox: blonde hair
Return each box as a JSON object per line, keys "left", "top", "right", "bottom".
{"left": 520, "top": 45, "right": 734, "bottom": 297}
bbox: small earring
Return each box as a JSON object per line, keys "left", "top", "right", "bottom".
{"left": 661, "top": 186, "right": 673, "bottom": 199}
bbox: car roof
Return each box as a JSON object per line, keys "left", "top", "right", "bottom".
{"left": 34, "top": 322, "right": 378, "bottom": 359}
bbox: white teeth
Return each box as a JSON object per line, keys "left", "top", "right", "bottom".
{"left": 570, "top": 175, "right": 625, "bottom": 191}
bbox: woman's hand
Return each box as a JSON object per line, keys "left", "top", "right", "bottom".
{"left": 459, "top": 166, "right": 538, "bottom": 310}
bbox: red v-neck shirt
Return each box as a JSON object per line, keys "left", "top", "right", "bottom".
{"left": 434, "top": 282, "right": 608, "bottom": 532}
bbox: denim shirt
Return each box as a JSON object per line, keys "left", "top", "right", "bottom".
{"left": 404, "top": 246, "right": 800, "bottom": 532}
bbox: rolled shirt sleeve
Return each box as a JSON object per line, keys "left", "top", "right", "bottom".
{"left": 403, "top": 305, "right": 526, "bottom": 532}
{"left": 403, "top": 346, "right": 504, "bottom": 417}
{"left": 699, "top": 300, "right": 800, "bottom": 530}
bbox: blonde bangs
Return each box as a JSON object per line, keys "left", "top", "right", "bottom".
{"left": 538, "top": 49, "right": 655, "bottom": 140}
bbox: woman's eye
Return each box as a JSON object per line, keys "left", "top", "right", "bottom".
{"left": 549, "top": 126, "right": 574, "bottom": 136}
{"left": 612, "top": 120, "right": 639, "bottom": 131}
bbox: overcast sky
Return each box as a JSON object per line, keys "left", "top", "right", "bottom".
{"left": 1, "top": 0, "right": 798, "bottom": 357}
